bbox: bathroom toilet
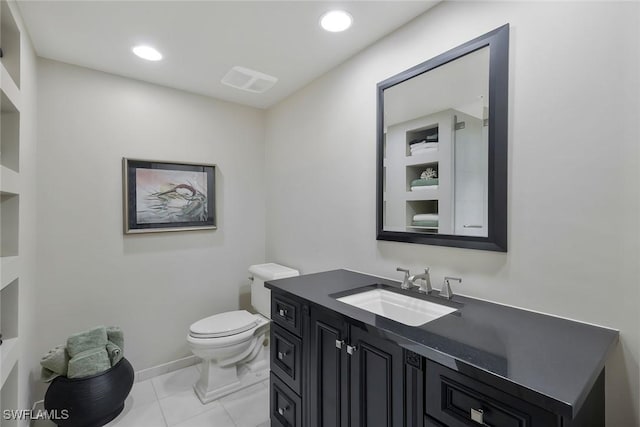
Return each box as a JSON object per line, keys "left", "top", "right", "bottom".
{"left": 187, "top": 263, "right": 299, "bottom": 403}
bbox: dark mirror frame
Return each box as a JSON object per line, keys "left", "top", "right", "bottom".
{"left": 376, "top": 24, "right": 509, "bottom": 252}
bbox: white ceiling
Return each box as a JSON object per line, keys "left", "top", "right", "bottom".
{"left": 18, "top": 1, "right": 438, "bottom": 109}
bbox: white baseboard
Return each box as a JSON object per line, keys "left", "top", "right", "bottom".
{"left": 134, "top": 355, "right": 200, "bottom": 383}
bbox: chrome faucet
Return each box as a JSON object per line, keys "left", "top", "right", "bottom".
{"left": 409, "top": 268, "right": 432, "bottom": 294}
{"left": 440, "top": 276, "right": 462, "bottom": 299}
{"left": 396, "top": 268, "right": 413, "bottom": 289}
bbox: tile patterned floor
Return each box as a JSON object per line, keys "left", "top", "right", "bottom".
{"left": 35, "top": 365, "right": 271, "bottom": 427}
{"left": 110, "top": 366, "right": 270, "bottom": 427}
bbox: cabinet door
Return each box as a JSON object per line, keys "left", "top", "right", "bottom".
{"left": 349, "top": 325, "right": 404, "bottom": 427}
{"left": 309, "top": 308, "right": 349, "bottom": 427}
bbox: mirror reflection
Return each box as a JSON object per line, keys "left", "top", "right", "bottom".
{"left": 382, "top": 47, "right": 490, "bottom": 237}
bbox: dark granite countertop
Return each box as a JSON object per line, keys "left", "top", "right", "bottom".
{"left": 265, "top": 269, "right": 619, "bottom": 419}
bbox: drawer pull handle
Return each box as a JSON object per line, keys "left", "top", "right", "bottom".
{"left": 335, "top": 340, "right": 344, "bottom": 349}
{"left": 277, "top": 350, "right": 290, "bottom": 360}
{"left": 278, "top": 405, "right": 289, "bottom": 416}
{"left": 470, "top": 408, "right": 486, "bottom": 425}
{"left": 278, "top": 309, "right": 288, "bottom": 317}
{"left": 346, "top": 344, "right": 357, "bottom": 355}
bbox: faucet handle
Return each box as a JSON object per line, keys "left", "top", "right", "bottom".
{"left": 396, "top": 268, "right": 411, "bottom": 289}
{"left": 440, "top": 276, "right": 462, "bottom": 299}
{"left": 420, "top": 268, "right": 433, "bottom": 293}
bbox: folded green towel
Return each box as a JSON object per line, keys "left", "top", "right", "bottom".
{"left": 106, "top": 326, "right": 124, "bottom": 352}
{"left": 412, "top": 220, "right": 439, "bottom": 227}
{"left": 67, "top": 326, "right": 108, "bottom": 358}
{"left": 106, "top": 341, "right": 123, "bottom": 366}
{"left": 410, "top": 178, "right": 439, "bottom": 187}
{"left": 41, "top": 367, "right": 61, "bottom": 383}
{"left": 40, "top": 345, "right": 69, "bottom": 376}
{"left": 67, "top": 348, "right": 111, "bottom": 379}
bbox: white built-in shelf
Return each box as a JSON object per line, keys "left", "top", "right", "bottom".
{"left": 0, "top": 0, "right": 21, "bottom": 90}
{"left": 0, "top": 337, "right": 19, "bottom": 389}
{"left": 405, "top": 188, "right": 438, "bottom": 201}
{"left": 0, "top": 165, "right": 19, "bottom": 195}
{"left": 0, "top": 256, "right": 18, "bottom": 290}
{"left": 0, "top": 63, "right": 20, "bottom": 111}
{"left": 1, "top": 89, "right": 20, "bottom": 174}
{"left": 0, "top": 0, "right": 21, "bottom": 415}
{"left": 404, "top": 151, "right": 439, "bottom": 166}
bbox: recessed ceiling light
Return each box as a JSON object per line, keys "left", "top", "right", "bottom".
{"left": 320, "top": 10, "right": 353, "bottom": 32}
{"left": 132, "top": 45, "right": 162, "bottom": 61}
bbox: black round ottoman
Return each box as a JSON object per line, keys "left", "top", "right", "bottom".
{"left": 44, "top": 358, "right": 134, "bottom": 427}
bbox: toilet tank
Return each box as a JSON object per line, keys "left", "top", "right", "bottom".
{"left": 249, "top": 263, "right": 299, "bottom": 318}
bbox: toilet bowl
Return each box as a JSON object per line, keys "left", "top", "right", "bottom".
{"left": 187, "top": 263, "right": 299, "bottom": 403}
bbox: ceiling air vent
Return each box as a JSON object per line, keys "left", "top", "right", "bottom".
{"left": 221, "top": 66, "right": 278, "bottom": 93}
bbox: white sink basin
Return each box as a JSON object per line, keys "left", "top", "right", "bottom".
{"left": 337, "top": 289, "right": 456, "bottom": 326}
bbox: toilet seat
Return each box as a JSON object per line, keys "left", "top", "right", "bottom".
{"left": 189, "top": 310, "right": 259, "bottom": 339}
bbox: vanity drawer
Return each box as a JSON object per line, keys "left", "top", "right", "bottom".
{"left": 425, "top": 360, "right": 557, "bottom": 427}
{"left": 425, "top": 415, "right": 447, "bottom": 427}
{"left": 272, "top": 293, "right": 301, "bottom": 335}
{"left": 270, "top": 373, "right": 302, "bottom": 427}
{"left": 271, "top": 324, "right": 302, "bottom": 395}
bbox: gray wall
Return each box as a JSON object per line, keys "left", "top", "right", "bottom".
{"left": 265, "top": 1, "right": 640, "bottom": 424}
{"left": 35, "top": 59, "right": 266, "bottom": 379}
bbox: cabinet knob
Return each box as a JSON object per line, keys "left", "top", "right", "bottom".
{"left": 346, "top": 344, "right": 358, "bottom": 355}
{"left": 335, "top": 340, "right": 344, "bottom": 349}
{"left": 277, "top": 350, "right": 290, "bottom": 360}
{"left": 278, "top": 309, "right": 287, "bottom": 317}
{"left": 278, "top": 405, "right": 289, "bottom": 416}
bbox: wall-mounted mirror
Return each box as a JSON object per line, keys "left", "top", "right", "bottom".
{"left": 377, "top": 25, "right": 509, "bottom": 252}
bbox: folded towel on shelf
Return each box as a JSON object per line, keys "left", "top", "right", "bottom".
{"left": 67, "top": 348, "right": 111, "bottom": 379}
{"left": 410, "top": 141, "right": 438, "bottom": 151}
{"left": 40, "top": 344, "right": 69, "bottom": 377}
{"left": 413, "top": 213, "right": 439, "bottom": 222}
{"left": 67, "top": 326, "right": 108, "bottom": 358}
{"left": 106, "top": 341, "right": 123, "bottom": 366}
{"left": 411, "top": 185, "right": 439, "bottom": 191}
{"left": 412, "top": 220, "right": 439, "bottom": 228}
{"left": 410, "top": 178, "right": 439, "bottom": 187}
{"left": 106, "top": 326, "right": 124, "bottom": 351}
{"left": 411, "top": 147, "right": 437, "bottom": 156}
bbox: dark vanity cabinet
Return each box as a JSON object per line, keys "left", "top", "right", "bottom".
{"left": 424, "top": 360, "right": 558, "bottom": 427}
{"left": 270, "top": 292, "right": 306, "bottom": 427}
{"left": 269, "top": 286, "right": 607, "bottom": 427}
{"left": 309, "top": 306, "right": 404, "bottom": 427}
{"left": 269, "top": 292, "right": 405, "bottom": 427}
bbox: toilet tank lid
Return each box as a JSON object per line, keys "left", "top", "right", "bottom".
{"left": 249, "top": 263, "right": 299, "bottom": 280}
{"left": 189, "top": 310, "right": 257, "bottom": 337}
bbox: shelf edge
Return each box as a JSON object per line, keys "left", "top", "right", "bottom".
{"left": 0, "top": 337, "right": 19, "bottom": 389}
{"left": 0, "top": 62, "right": 21, "bottom": 111}
{"left": 0, "top": 256, "right": 19, "bottom": 291}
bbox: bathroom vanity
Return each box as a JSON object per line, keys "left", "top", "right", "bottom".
{"left": 266, "top": 270, "right": 618, "bottom": 427}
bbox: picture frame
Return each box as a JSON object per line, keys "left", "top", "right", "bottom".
{"left": 123, "top": 158, "right": 216, "bottom": 234}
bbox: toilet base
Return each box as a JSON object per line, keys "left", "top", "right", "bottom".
{"left": 194, "top": 363, "right": 269, "bottom": 404}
